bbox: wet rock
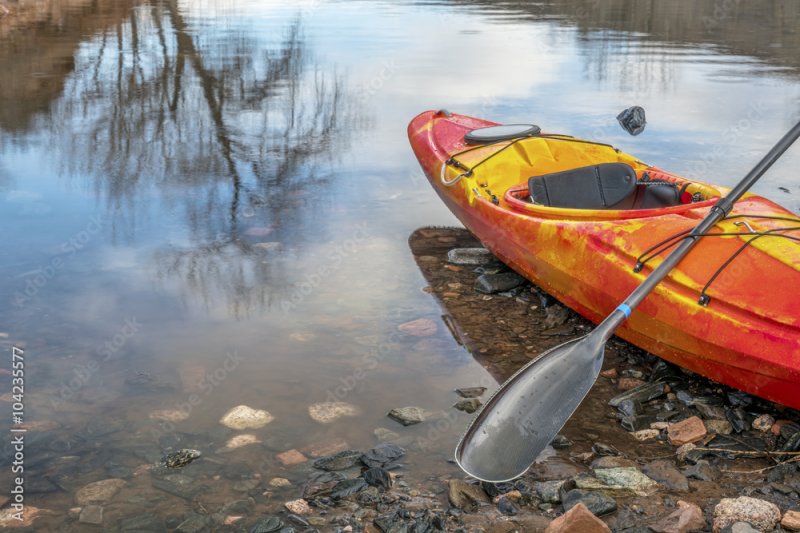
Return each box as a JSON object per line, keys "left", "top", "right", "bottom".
{"left": 544, "top": 304, "right": 570, "bottom": 329}
{"left": 621, "top": 414, "right": 654, "bottom": 432}
{"left": 631, "top": 429, "right": 660, "bottom": 441}
{"left": 562, "top": 489, "right": 617, "bottom": 516}
{"left": 574, "top": 473, "right": 614, "bottom": 491}
{"left": 592, "top": 443, "right": 619, "bottom": 456}
{"left": 675, "top": 443, "right": 697, "bottom": 463}
{"left": 723, "top": 524, "right": 760, "bottom": 533}
{"left": 176, "top": 513, "right": 211, "bottom": 533}
{"left": 618, "top": 377, "right": 647, "bottom": 391}
{"left": 535, "top": 480, "right": 567, "bottom": 503}
{"left": 447, "top": 247, "right": 497, "bottom": 266}
{"left": 529, "top": 458, "right": 586, "bottom": 480}
{"left": 276, "top": 449, "right": 308, "bottom": 466}
{"left": 162, "top": 448, "right": 201, "bottom": 468}
{"left": 455, "top": 386, "right": 487, "bottom": 398}
{"left": 361, "top": 443, "right": 406, "bottom": 467}
{"left": 330, "top": 478, "right": 368, "bottom": 499}
{"left": 151, "top": 474, "right": 203, "bottom": 500}
{"left": 594, "top": 467, "right": 658, "bottom": 493}
{"left": 617, "top": 398, "right": 643, "bottom": 417}
{"left": 387, "top": 406, "right": 430, "bottom": 426}
{"left": 695, "top": 402, "right": 727, "bottom": 420}
{"left": 250, "top": 516, "right": 284, "bottom": 533}
{"left": 232, "top": 479, "right": 261, "bottom": 492}
{"left": 726, "top": 391, "right": 753, "bottom": 407}
{"left": 313, "top": 449, "right": 363, "bottom": 471}
{"left": 79, "top": 505, "right": 104, "bottom": 525}
{"left": 591, "top": 456, "right": 637, "bottom": 469}
{"left": 150, "top": 409, "right": 191, "bottom": 422}
{"left": 222, "top": 499, "right": 255, "bottom": 514}
{"left": 224, "top": 434, "right": 261, "bottom": 450}
{"left": 609, "top": 382, "right": 665, "bottom": 408}
{"left": 600, "top": 368, "right": 619, "bottom": 379}
{"left": 75, "top": 478, "right": 126, "bottom": 505}
{"left": 649, "top": 500, "right": 704, "bottom": 533}
{"left": 0, "top": 506, "right": 45, "bottom": 528}
{"left": 497, "top": 496, "right": 518, "bottom": 515}
{"left": 475, "top": 272, "right": 526, "bottom": 294}
{"left": 545, "top": 502, "right": 611, "bottom": 532}
{"left": 551, "top": 434, "right": 573, "bottom": 449}
{"left": 453, "top": 398, "right": 481, "bottom": 413}
{"left": 307, "top": 401, "right": 361, "bottom": 423}
{"left": 118, "top": 513, "right": 165, "bottom": 531}
{"left": 705, "top": 419, "right": 733, "bottom": 435}
{"left": 642, "top": 460, "right": 689, "bottom": 492}
{"left": 712, "top": 496, "right": 780, "bottom": 532}
{"left": 784, "top": 432, "right": 800, "bottom": 452}
{"left": 374, "top": 510, "right": 408, "bottom": 532}
{"left": 682, "top": 460, "right": 717, "bottom": 481}
{"left": 781, "top": 510, "right": 800, "bottom": 531}
{"left": 667, "top": 416, "right": 706, "bottom": 445}
{"left": 448, "top": 479, "right": 489, "bottom": 509}
{"left": 268, "top": 477, "right": 291, "bottom": 488}
{"left": 617, "top": 105, "right": 646, "bottom": 136}
{"left": 398, "top": 318, "right": 438, "bottom": 336}
{"left": 751, "top": 414, "right": 775, "bottom": 433}
{"left": 363, "top": 467, "right": 392, "bottom": 490}
{"left": 284, "top": 499, "right": 311, "bottom": 514}
{"left": 301, "top": 437, "right": 351, "bottom": 458}
{"left": 219, "top": 405, "right": 274, "bottom": 430}
{"left": 775, "top": 420, "right": 800, "bottom": 439}
{"left": 726, "top": 408, "right": 753, "bottom": 433}
{"left": 374, "top": 427, "right": 402, "bottom": 442}
{"left": 766, "top": 462, "right": 797, "bottom": 483}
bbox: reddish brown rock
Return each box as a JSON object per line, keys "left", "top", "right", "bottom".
{"left": 782, "top": 510, "right": 800, "bottom": 531}
{"left": 397, "top": 318, "right": 437, "bottom": 336}
{"left": 668, "top": 416, "right": 707, "bottom": 446}
{"left": 545, "top": 502, "right": 611, "bottom": 533}
{"left": 600, "top": 368, "right": 618, "bottom": 379}
{"left": 618, "top": 377, "right": 646, "bottom": 391}
{"left": 276, "top": 449, "right": 308, "bottom": 466}
{"left": 302, "top": 437, "right": 350, "bottom": 458}
{"left": 772, "top": 419, "right": 793, "bottom": 436}
{"left": 649, "top": 500, "right": 705, "bottom": 533}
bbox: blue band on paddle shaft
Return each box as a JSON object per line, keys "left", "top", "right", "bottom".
{"left": 616, "top": 304, "right": 632, "bottom": 318}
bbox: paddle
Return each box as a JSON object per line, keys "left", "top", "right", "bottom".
{"left": 455, "top": 120, "right": 800, "bottom": 483}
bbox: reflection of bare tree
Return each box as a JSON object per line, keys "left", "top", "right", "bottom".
{"left": 37, "top": 2, "right": 359, "bottom": 316}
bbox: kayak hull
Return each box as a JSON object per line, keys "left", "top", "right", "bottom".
{"left": 409, "top": 110, "right": 800, "bottom": 409}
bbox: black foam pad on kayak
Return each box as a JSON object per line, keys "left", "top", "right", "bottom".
{"left": 614, "top": 182, "right": 681, "bottom": 210}
{"left": 529, "top": 163, "right": 637, "bottom": 209}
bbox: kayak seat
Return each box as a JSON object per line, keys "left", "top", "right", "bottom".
{"left": 528, "top": 163, "right": 680, "bottom": 210}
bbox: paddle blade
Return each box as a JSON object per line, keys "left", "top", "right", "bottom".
{"left": 455, "top": 335, "right": 605, "bottom": 482}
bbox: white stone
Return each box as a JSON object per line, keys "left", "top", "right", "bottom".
{"left": 220, "top": 405, "right": 274, "bottom": 430}
{"left": 308, "top": 402, "right": 361, "bottom": 424}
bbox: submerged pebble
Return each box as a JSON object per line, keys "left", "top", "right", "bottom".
{"left": 220, "top": 405, "right": 274, "bottom": 430}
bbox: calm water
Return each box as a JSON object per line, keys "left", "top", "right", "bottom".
{"left": 0, "top": 0, "right": 799, "bottom": 528}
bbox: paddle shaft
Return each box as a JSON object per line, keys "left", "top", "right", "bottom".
{"left": 595, "top": 120, "right": 800, "bottom": 339}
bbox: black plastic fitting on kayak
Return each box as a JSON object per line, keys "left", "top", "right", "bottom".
{"left": 464, "top": 124, "right": 541, "bottom": 144}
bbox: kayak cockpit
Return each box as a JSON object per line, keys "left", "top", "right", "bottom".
{"left": 437, "top": 129, "right": 722, "bottom": 219}
{"left": 504, "top": 166, "right": 721, "bottom": 221}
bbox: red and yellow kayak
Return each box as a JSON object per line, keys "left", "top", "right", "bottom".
{"left": 409, "top": 110, "right": 800, "bottom": 409}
